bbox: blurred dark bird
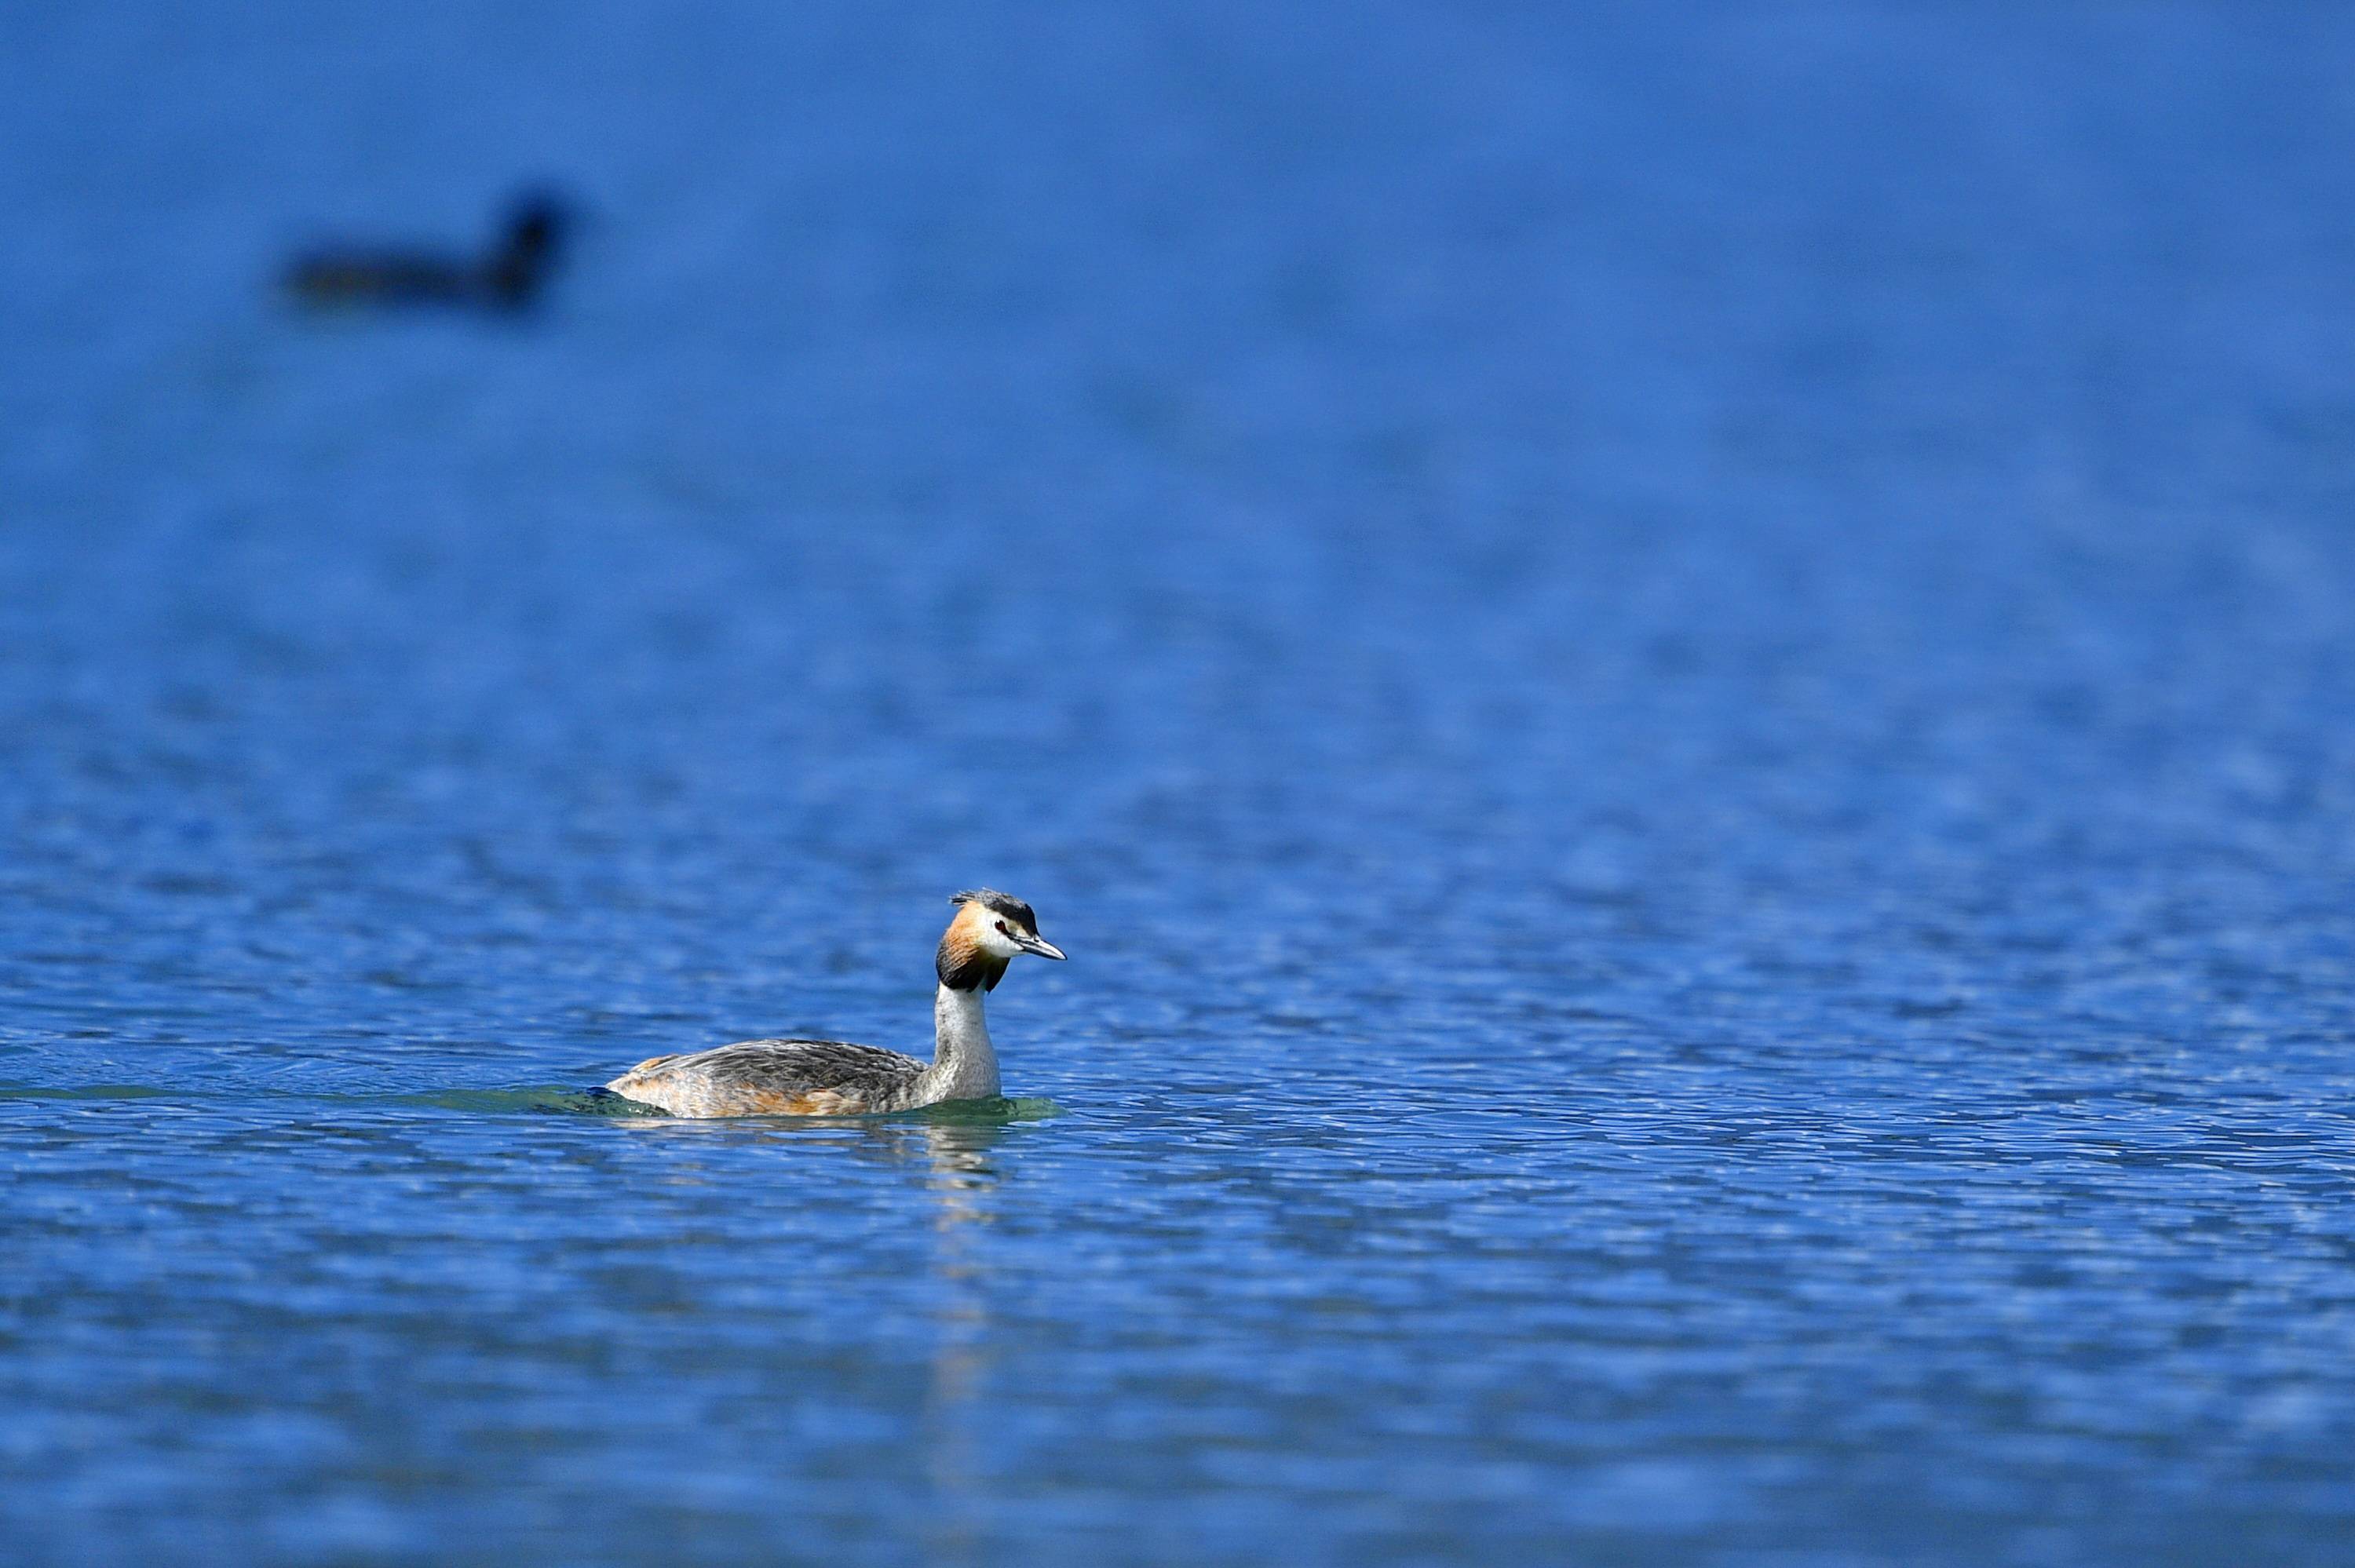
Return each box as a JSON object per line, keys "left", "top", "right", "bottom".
{"left": 283, "top": 190, "right": 573, "bottom": 312}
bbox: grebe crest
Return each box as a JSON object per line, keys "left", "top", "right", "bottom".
{"left": 601, "top": 890, "right": 1065, "bottom": 1118}
{"left": 937, "top": 888, "right": 1058, "bottom": 992}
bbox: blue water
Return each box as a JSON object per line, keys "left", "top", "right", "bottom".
{"left": 7, "top": 3, "right": 2355, "bottom": 1563}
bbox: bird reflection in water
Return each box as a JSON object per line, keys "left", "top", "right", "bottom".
{"left": 606, "top": 1105, "right": 1018, "bottom": 1564}
{"left": 907, "top": 1118, "right": 1002, "bottom": 1568}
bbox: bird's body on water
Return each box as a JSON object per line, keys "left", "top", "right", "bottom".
{"left": 601, "top": 890, "right": 1064, "bottom": 1118}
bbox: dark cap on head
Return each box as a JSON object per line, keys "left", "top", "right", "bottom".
{"left": 949, "top": 888, "right": 1037, "bottom": 934}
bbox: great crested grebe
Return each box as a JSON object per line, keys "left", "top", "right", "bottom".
{"left": 601, "top": 891, "right": 1064, "bottom": 1118}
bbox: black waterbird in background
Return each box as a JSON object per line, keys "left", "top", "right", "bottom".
{"left": 283, "top": 189, "right": 573, "bottom": 312}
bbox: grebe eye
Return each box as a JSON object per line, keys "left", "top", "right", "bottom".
{"left": 995, "top": 920, "right": 1010, "bottom": 934}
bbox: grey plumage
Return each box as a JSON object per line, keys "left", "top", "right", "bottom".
{"left": 606, "top": 1039, "right": 932, "bottom": 1117}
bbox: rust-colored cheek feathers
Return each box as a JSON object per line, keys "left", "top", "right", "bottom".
{"left": 936, "top": 904, "right": 1010, "bottom": 992}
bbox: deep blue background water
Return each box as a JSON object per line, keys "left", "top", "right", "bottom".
{"left": 5, "top": 3, "right": 2355, "bottom": 1563}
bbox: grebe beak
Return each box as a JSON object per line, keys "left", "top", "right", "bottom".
{"left": 1014, "top": 933, "right": 1067, "bottom": 961}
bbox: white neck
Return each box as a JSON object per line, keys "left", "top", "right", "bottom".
{"left": 918, "top": 983, "right": 1002, "bottom": 1102}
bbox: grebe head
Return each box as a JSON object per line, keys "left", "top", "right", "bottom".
{"left": 937, "top": 889, "right": 1065, "bottom": 991}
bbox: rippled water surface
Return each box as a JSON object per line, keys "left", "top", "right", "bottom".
{"left": 7, "top": 3, "right": 2355, "bottom": 1563}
